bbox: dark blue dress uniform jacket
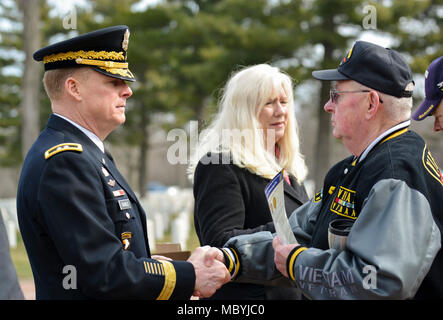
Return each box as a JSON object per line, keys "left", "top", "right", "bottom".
{"left": 17, "top": 114, "right": 195, "bottom": 299}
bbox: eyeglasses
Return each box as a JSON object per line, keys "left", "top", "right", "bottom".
{"left": 329, "top": 89, "right": 384, "bottom": 104}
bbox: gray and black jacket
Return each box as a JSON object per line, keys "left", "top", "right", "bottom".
{"left": 223, "top": 125, "right": 443, "bottom": 299}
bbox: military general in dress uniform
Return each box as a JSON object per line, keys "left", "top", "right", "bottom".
{"left": 17, "top": 25, "right": 229, "bottom": 300}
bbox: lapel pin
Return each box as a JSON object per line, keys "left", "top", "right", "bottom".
{"left": 113, "top": 189, "right": 125, "bottom": 197}
{"left": 108, "top": 179, "right": 116, "bottom": 187}
{"left": 102, "top": 167, "right": 110, "bottom": 177}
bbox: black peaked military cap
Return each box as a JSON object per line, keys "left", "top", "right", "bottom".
{"left": 312, "top": 41, "right": 413, "bottom": 98}
{"left": 33, "top": 25, "right": 135, "bottom": 82}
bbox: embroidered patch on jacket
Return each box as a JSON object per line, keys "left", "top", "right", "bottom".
{"left": 44, "top": 143, "right": 83, "bottom": 159}
{"left": 330, "top": 186, "right": 357, "bottom": 219}
{"left": 422, "top": 145, "right": 443, "bottom": 186}
{"left": 121, "top": 232, "right": 132, "bottom": 250}
{"left": 314, "top": 190, "right": 323, "bottom": 203}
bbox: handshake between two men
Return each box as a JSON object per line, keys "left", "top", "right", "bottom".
{"left": 186, "top": 237, "right": 296, "bottom": 298}
{"left": 186, "top": 246, "right": 231, "bottom": 298}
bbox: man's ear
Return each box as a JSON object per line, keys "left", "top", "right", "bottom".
{"left": 64, "top": 76, "right": 82, "bottom": 102}
{"left": 366, "top": 91, "right": 381, "bottom": 120}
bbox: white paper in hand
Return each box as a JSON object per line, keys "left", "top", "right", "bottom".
{"left": 264, "top": 171, "right": 296, "bottom": 245}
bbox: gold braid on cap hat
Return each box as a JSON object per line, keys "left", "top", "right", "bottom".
{"left": 43, "top": 50, "right": 126, "bottom": 67}
{"left": 98, "top": 66, "right": 134, "bottom": 78}
{"left": 75, "top": 58, "right": 128, "bottom": 69}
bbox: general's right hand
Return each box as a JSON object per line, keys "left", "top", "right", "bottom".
{"left": 187, "top": 246, "right": 230, "bottom": 298}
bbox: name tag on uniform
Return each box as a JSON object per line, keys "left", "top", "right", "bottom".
{"left": 118, "top": 199, "right": 131, "bottom": 210}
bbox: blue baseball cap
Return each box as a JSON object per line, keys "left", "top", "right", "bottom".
{"left": 312, "top": 41, "right": 414, "bottom": 98}
{"left": 412, "top": 56, "right": 443, "bottom": 121}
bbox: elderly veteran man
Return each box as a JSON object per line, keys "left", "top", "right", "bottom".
{"left": 17, "top": 25, "right": 229, "bottom": 300}
{"left": 412, "top": 56, "right": 443, "bottom": 132}
{"left": 218, "top": 41, "right": 443, "bottom": 299}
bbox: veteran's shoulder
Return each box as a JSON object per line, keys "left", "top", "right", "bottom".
{"left": 44, "top": 143, "right": 83, "bottom": 160}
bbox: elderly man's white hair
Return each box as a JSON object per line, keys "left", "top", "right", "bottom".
{"left": 381, "top": 82, "right": 415, "bottom": 122}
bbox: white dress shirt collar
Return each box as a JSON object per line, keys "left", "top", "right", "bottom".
{"left": 357, "top": 120, "right": 410, "bottom": 163}
{"left": 53, "top": 113, "right": 105, "bottom": 153}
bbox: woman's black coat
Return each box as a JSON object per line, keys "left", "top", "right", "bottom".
{"left": 193, "top": 153, "right": 309, "bottom": 299}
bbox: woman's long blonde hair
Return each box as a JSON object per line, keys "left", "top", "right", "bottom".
{"left": 188, "top": 64, "right": 308, "bottom": 183}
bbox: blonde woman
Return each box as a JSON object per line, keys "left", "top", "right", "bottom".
{"left": 188, "top": 64, "right": 309, "bottom": 299}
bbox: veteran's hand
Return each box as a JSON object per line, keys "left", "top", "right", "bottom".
{"left": 272, "top": 236, "right": 298, "bottom": 278}
{"left": 187, "top": 246, "right": 230, "bottom": 298}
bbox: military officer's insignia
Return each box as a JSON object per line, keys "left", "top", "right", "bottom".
{"left": 143, "top": 260, "right": 165, "bottom": 276}
{"left": 108, "top": 179, "right": 115, "bottom": 187}
{"left": 102, "top": 167, "right": 110, "bottom": 177}
{"left": 44, "top": 143, "right": 83, "bottom": 159}
{"left": 313, "top": 190, "right": 323, "bottom": 203}
{"left": 122, "top": 29, "right": 130, "bottom": 51}
{"left": 113, "top": 189, "right": 125, "bottom": 197}
{"left": 422, "top": 145, "right": 443, "bottom": 186}
{"left": 330, "top": 186, "right": 357, "bottom": 219}
{"left": 121, "top": 232, "right": 132, "bottom": 250}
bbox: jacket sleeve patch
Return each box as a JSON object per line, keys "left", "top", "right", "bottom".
{"left": 422, "top": 145, "right": 443, "bottom": 186}
{"left": 44, "top": 143, "right": 83, "bottom": 159}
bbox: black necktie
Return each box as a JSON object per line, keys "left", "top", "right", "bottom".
{"left": 104, "top": 149, "right": 114, "bottom": 163}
